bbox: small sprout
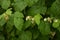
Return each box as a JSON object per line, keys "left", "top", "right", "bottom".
{"left": 44, "top": 18, "right": 47, "bottom": 21}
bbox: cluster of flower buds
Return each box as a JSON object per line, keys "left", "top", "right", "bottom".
{"left": 26, "top": 16, "right": 35, "bottom": 24}
{"left": 44, "top": 17, "right": 52, "bottom": 23}
{"left": 26, "top": 16, "right": 32, "bottom": 21}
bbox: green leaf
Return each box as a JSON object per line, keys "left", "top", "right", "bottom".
{"left": 0, "top": 35, "right": 4, "bottom": 40}
{"left": 57, "top": 27, "right": 60, "bottom": 32}
{"left": 38, "top": 21, "right": 50, "bottom": 35}
{"left": 1, "top": 0, "right": 11, "bottom": 9}
{"left": 24, "top": 0, "right": 39, "bottom": 7}
{"left": 52, "top": 21, "right": 60, "bottom": 28}
{"left": 13, "top": 0, "right": 27, "bottom": 11}
{"left": 10, "top": 37, "right": 16, "bottom": 40}
{"left": 34, "top": 14, "right": 42, "bottom": 25}
{"left": 14, "top": 11, "right": 24, "bottom": 31}
{"left": 10, "top": 31, "right": 16, "bottom": 40}
{"left": 0, "top": 0, "right": 2, "bottom": 5}
{"left": 14, "top": 11, "right": 24, "bottom": 18}
{"left": 5, "top": 8, "right": 12, "bottom": 16}
{"left": 37, "top": 35, "right": 49, "bottom": 40}
{"left": 48, "top": 0, "right": 60, "bottom": 18}
{"left": 6, "top": 14, "right": 14, "bottom": 33}
{"left": 23, "top": 20, "right": 32, "bottom": 30}
{"left": 27, "top": 0, "right": 47, "bottom": 16}
{"left": 19, "top": 31, "right": 32, "bottom": 40}
{"left": 0, "top": 17, "right": 6, "bottom": 26}
{"left": 32, "top": 30, "right": 39, "bottom": 40}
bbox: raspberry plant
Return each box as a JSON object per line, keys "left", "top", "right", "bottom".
{"left": 0, "top": 0, "right": 60, "bottom": 40}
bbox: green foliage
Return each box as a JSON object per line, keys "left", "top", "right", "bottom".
{"left": 14, "top": 11, "right": 24, "bottom": 31}
{"left": 13, "top": 0, "right": 27, "bottom": 11}
{"left": 19, "top": 31, "right": 32, "bottom": 40}
{"left": 1, "top": 0, "right": 11, "bottom": 9}
{"left": 24, "top": 0, "right": 39, "bottom": 7}
{"left": 34, "top": 14, "right": 42, "bottom": 25}
{"left": 0, "top": 0, "right": 60, "bottom": 40}
{"left": 52, "top": 19, "right": 60, "bottom": 28}
{"left": 38, "top": 21, "right": 50, "bottom": 35}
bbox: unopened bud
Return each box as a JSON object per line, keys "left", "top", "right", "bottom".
{"left": 44, "top": 18, "right": 47, "bottom": 21}
{"left": 47, "top": 17, "right": 51, "bottom": 21}
{"left": 47, "top": 17, "right": 52, "bottom": 23}
{"left": 26, "top": 16, "right": 32, "bottom": 21}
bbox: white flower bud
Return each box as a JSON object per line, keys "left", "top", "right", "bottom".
{"left": 44, "top": 18, "right": 47, "bottom": 21}
{"left": 26, "top": 16, "right": 32, "bottom": 21}
{"left": 47, "top": 17, "right": 51, "bottom": 21}
{"left": 47, "top": 17, "right": 52, "bottom": 23}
